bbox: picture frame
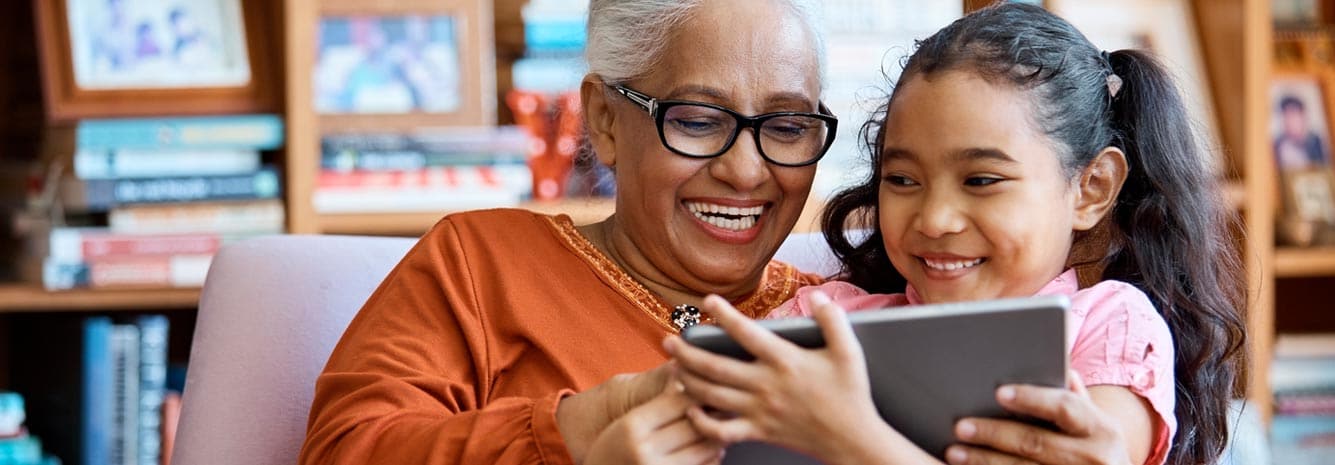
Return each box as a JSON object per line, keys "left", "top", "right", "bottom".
{"left": 34, "top": 0, "right": 277, "bottom": 122}
{"left": 1270, "top": 73, "right": 1335, "bottom": 245}
{"left": 313, "top": 0, "right": 495, "bottom": 133}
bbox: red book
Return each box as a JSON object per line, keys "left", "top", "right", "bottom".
{"left": 160, "top": 391, "right": 181, "bottom": 465}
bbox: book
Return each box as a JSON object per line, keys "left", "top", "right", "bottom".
{"left": 43, "top": 254, "right": 213, "bottom": 290}
{"left": 83, "top": 317, "right": 115, "bottom": 465}
{"left": 108, "top": 200, "right": 285, "bottom": 235}
{"left": 110, "top": 325, "right": 140, "bottom": 465}
{"left": 73, "top": 148, "right": 262, "bottom": 180}
{"left": 159, "top": 392, "right": 181, "bottom": 465}
{"left": 60, "top": 168, "right": 282, "bottom": 212}
{"left": 76, "top": 115, "right": 284, "bottom": 151}
{"left": 47, "top": 228, "right": 224, "bottom": 262}
{"left": 312, "top": 165, "right": 531, "bottom": 214}
{"left": 136, "top": 316, "right": 169, "bottom": 465}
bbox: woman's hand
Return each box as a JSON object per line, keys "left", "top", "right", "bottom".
{"left": 558, "top": 363, "right": 677, "bottom": 463}
{"left": 583, "top": 383, "right": 726, "bottom": 465}
{"left": 946, "top": 373, "right": 1141, "bottom": 465}
{"left": 664, "top": 292, "right": 915, "bottom": 464}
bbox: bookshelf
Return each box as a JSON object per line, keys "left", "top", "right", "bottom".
{"left": 0, "top": 284, "right": 200, "bottom": 313}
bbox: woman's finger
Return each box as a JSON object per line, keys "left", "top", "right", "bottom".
{"left": 953, "top": 417, "right": 1080, "bottom": 464}
{"left": 675, "top": 362, "right": 757, "bottom": 413}
{"left": 686, "top": 405, "right": 760, "bottom": 444}
{"left": 993, "top": 384, "right": 1096, "bottom": 436}
{"left": 699, "top": 294, "right": 796, "bottom": 363}
{"left": 664, "top": 434, "right": 727, "bottom": 465}
{"left": 806, "top": 290, "right": 864, "bottom": 364}
{"left": 623, "top": 388, "right": 695, "bottom": 432}
{"left": 944, "top": 443, "right": 1039, "bottom": 465}
{"left": 664, "top": 335, "right": 765, "bottom": 390}
{"left": 645, "top": 417, "right": 712, "bottom": 457}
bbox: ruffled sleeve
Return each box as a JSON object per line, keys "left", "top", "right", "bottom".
{"left": 1069, "top": 281, "right": 1176, "bottom": 465}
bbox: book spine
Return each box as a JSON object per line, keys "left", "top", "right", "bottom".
{"left": 83, "top": 317, "right": 114, "bottom": 465}
{"left": 48, "top": 228, "right": 224, "bottom": 262}
{"left": 159, "top": 391, "right": 181, "bottom": 465}
{"left": 44, "top": 254, "right": 214, "bottom": 290}
{"left": 76, "top": 115, "right": 284, "bottom": 150}
{"left": 63, "top": 168, "right": 282, "bottom": 211}
{"left": 74, "top": 148, "right": 262, "bottom": 180}
{"left": 320, "top": 149, "right": 525, "bottom": 172}
{"left": 315, "top": 165, "right": 531, "bottom": 190}
{"left": 136, "top": 316, "right": 168, "bottom": 465}
{"left": 110, "top": 325, "right": 140, "bottom": 465}
{"left": 108, "top": 200, "right": 285, "bottom": 235}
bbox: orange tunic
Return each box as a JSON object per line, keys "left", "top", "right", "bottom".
{"left": 300, "top": 209, "right": 819, "bottom": 465}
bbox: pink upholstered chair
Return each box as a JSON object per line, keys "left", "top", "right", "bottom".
{"left": 169, "top": 232, "right": 840, "bottom": 465}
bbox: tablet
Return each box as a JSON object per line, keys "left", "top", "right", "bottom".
{"left": 681, "top": 294, "right": 1070, "bottom": 463}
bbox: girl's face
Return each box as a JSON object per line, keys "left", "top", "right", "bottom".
{"left": 877, "top": 71, "right": 1079, "bottom": 303}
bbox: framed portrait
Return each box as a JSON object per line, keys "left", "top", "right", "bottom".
{"left": 312, "top": 0, "right": 494, "bottom": 132}
{"left": 34, "top": 0, "right": 277, "bottom": 122}
{"left": 1271, "top": 74, "right": 1335, "bottom": 245}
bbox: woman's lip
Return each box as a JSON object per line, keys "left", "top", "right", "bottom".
{"left": 682, "top": 197, "right": 770, "bottom": 208}
{"left": 682, "top": 202, "right": 767, "bottom": 245}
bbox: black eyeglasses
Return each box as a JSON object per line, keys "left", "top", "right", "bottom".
{"left": 607, "top": 84, "right": 838, "bottom": 167}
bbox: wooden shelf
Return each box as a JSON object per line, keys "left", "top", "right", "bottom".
{"left": 0, "top": 283, "right": 200, "bottom": 313}
{"left": 1275, "top": 246, "right": 1335, "bottom": 278}
{"left": 317, "top": 198, "right": 616, "bottom": 236}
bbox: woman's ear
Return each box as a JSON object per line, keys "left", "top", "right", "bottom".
{"left": 580, "top": 75, "right": 618, "bottom": 167}
{"left": 1072, "top": 147, "right": 1128, "bottom": 231}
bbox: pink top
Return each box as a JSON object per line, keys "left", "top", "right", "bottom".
{"left": 769, "top": 269, "right": 1176, "bottom": 465}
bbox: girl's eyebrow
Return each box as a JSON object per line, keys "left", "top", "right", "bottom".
{"left": 953, "top": 148, "right": 1018, "bottom": 164}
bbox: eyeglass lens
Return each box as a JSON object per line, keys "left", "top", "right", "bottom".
{"left": 661, "top": 104, "right": 829, "bottom": 165}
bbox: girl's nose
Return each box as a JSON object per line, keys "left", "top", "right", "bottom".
{"left": 913, "top": 190, "right": 967, "bottom": 238}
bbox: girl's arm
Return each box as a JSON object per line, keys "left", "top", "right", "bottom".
{"left": 945, "top": 374, "right": 1152, "bottom": 465}
{"left": 664, "top": 292, "right": 944, "bottom": 465}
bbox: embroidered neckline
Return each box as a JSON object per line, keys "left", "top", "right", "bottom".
{"left": 544, "top": 214, "right": 804, "bottom": 332}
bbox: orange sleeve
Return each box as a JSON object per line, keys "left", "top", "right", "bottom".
{"left": 299, "top": 218, "right": 576, "bottom": 465}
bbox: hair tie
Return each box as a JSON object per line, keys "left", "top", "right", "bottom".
{"left": 1101, "top": 50, "right": 1122, "bottom": 99}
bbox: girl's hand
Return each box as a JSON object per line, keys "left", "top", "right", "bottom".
{"left": 946, "top": 372, "right": 1138, "bottom": 465}
{"left": 557, "top": 363, "right": 677, "bottom": 463}
{"left": 664, "top": 292, "right": 910, "bottom": 464}
{"left": 583, "top": 383, "right": 725, "bottom": 465}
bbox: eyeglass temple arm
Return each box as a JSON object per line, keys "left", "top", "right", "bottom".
{"left": 608, "top": 84, "right": 657, "bottom": 114}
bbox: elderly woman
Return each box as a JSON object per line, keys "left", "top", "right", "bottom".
{"left": 298, "top": 0, "right": 834, "bottom": 464}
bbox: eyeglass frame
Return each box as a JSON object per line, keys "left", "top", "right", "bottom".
{"left": 606, "top": 83, "right": 838, "bottom": 167}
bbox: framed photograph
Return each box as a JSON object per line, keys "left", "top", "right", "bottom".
{"left": 314, "top": 15, "right": 462, "bottom": 114}
{"left": 35, "top": 0, "right": 277, "bottom": 122}
{"left": 1271, "top": 74, "right": 1335, "bottom": 244}
{"left": 314, "top": 0, "right": 494, "bottom": 132}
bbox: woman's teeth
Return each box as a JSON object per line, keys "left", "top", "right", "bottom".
{"left": 923, "top": 257, "right": 985, "bottom": 271}
{"left": 686, "top": 202, "right": 763, "bottom": 231}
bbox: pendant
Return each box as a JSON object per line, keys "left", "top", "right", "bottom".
{"left": 671, "top": 304, "right": 701, "bottom": 331}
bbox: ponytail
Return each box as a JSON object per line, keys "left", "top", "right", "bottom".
{"left": 1104, "top": 50, "right": 1248, "bottom": 465}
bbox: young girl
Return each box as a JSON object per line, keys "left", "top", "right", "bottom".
{"left": 663, "top": 4, "right": 1246, "bottom": 465}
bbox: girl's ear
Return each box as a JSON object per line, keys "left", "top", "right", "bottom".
{"left": 580, "top": 75, "right": 618, "bottom": 167}
{"left": 1073, "top": 147, "right": 1129, "bottom": 231}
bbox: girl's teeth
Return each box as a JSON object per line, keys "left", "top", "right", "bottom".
{"left": 924, "top": 257, "right": 984, "bottom": 271}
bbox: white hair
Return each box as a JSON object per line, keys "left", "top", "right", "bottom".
{"left": 585, "top": 0, "right": 827, "bottom": 87}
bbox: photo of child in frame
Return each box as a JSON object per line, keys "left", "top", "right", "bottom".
{"left": 313, "top": 15, "right": 463, "bottom": 114}
{"left": 1271, "top": 76, "right": 1335, "bottom": 245}
{"left": 65, "top": 0, "right": 252, "bottom": 90}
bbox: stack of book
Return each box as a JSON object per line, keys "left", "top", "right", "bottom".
{"left": 1271, "top": 333, "right": 1335, "bottom": 464}
{"left": 313, "top": 126, "right": 531, "bottom": 214}
{"left": 30, "top": 114, "right": 286, "bottom": 290}
{"left": 0, "top": 391, "right": 59, "bottom": 465}
{"left": 10, "top": 315, "right": 175, "bottom": 465}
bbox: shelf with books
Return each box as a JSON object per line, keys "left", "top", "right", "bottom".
{"left": 1275, "top": 246, "right": 1335, "bottom": 277}
{"left": 0, "top": 283, "right": 199, "bottom": 313}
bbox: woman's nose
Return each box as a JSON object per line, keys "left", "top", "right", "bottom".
{"left": 708, "top": 129, "right": 769, "bottom": 192}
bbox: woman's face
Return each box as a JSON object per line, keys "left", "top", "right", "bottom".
{"left": 594, "top": 0, "right": 822, "bottom": 299}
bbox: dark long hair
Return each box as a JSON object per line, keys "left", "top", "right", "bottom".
{"left": 821, "top": 4, "right": 1247, "bottom": 464}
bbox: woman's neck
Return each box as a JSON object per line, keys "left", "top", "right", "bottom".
{"left": 575, "top": 217, "right": 719, "bottom": 309}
